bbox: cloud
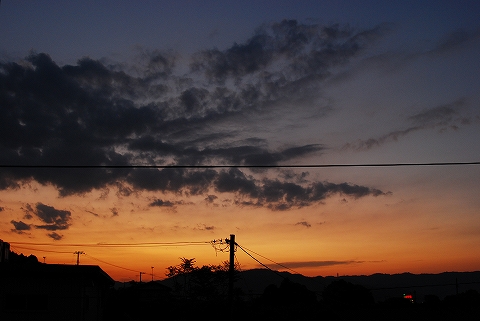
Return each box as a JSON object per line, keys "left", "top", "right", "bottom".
{"left": 31, "top": 203, "right": 72, "bottom": 231}
{"left": 130, "top": 168, "right": 389, "bottom": 211}
{"left": 343, "top": 99, "right": 469, "bottom": 151}
{"left": 408, "top": 99, "right": 464, "bottom": 126}
{"left": 47, "top": 232, "right": 63, "bottom": 241}
{"left": 258, "top": 178, "right": 389, "bottom": 211}
{"left": 194, "top": 224, "right": 215, "bottom": 231}
{"left": 0, "top": 21, "right": 382, "bottom": 158}
{"left": 204, "top": 195, "right": 218, "bottom": 203}
{"left": 214, "top": 169, "right": 259, "bottom": 196}
{"left": 131, "top": 48, "right": 177, "bottom": 79}
{"left": 85, "top": 210, "right": 99, "bottom": 217}
{"left": 128, "top": 168, "right": 218, "bottom": 195}
{"left": 22, "top": 204, "right": 34, "bottom": 219}
{"left": 0, "top": 19, "right": 392, "bottom": 211}
{"left": 429, "top": 28, "right": 480, "bottom": 55}
{"left": 269, "top": 260, "right": 365, "bottom": 269}
{"left": 149, "top": 199, "right": 175, "bottom": 207}
{"left": 191, "top": 20, "right": 388, "bottom": 84}
{"left": 295, "top": 221, "right": 311, "bottom": 228}
{"left": 10, "top": 220, "right": 31, "bottom": 232}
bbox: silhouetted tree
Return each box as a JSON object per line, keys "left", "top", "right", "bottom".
{"left": 165, "top": 258, "right": 240, "bottom": 300}
{"left": 8, "top": 251, "right": 39, "bottom": 264}
{"left": 166, "top": 257, "right": 197, "bottom": 296}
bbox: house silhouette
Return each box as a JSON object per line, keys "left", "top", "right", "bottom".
{"left": 0, "top": 259, "right": 114, "bottom": 321}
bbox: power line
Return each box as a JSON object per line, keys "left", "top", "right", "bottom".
{"left": 1, "top": 161, "right": 479, "bottom": 169}
{"left": 11, "top": 245, "right": 74, "bottom": 254}
{"left": 237, "top": 244, "right": 301, "bottom": 275}
{"left": 236, "top": 243, "right": 288, "bottom": 280}
{"left": 84, "top": 254, "right": 146, "bottom": 274}
{"left": 236, "top": 244, "right": 274, "bottom": 272}
{"left": 9, "top": 241, "right": 211, "bottom": 248}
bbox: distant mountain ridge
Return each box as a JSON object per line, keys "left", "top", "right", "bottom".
{"left": 158, "top": 269, "right": 480, "bottom": 303}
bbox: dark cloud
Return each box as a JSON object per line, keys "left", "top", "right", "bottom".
{"left": 191, "top": 33, "right": 273, "bottom": 82}
{"left": 205, "top": 195, "right": 218, "bottom": 203}
{"left": 0, "top": 53, "right": 156, "bottom": 195}
{"left": 143, "top": 168, "right": 389, "bottom": 210}
{"left": 35, "top": 224, "right": 69, "bottom": 231}
{"left": 115, "top": 183, "right": 134, "bottom": 198}
{"left": 22, "top": 204, "right": 34, "bottom": 219}
{"left": 205, "top": 144, "right": 325, "bottom": 166}
{"left": 127, "top": 168, "right": 218, "bottom": 195}
{"left": 47, "top": 232, "right": 63, "bottom": 241}
{"left": 0, "top": 47, "right": 324, "bottom": 195}
{"left": 10, "top": 220, "right": 31, "bottom": 232}
{"left": 149, "top": 199, "right": 175, "bottom": 207}
{"left": 0, "top": 173, "right": 21, "bottom": 190}
{"left": 130, "top": 168, "right": 389, "bottom": 211}
{"left": 259, "top": 180, "right": 389, "bottom": 211}
{"left": 134, "top": 168, "right": 390, "bottom": 211}
{"left": 85, "top": 210, "right": 99, "bottom": 217}
{"left": 214, "top": 169, "right": 259, "bottom": 197}
{"left": 0, "top": 20, "right": 391, "bottom": 210}
{"left": 0, "top": 22, "right": 368, "bottom": 160}
{"left": 32, "top": 203, "right": 71, "bottom": 231}
{"left": 128, "top": 135, "right": 323, "bottom": 166}
{"left": 191, "top": 20, "right": 388, "bottom": 84}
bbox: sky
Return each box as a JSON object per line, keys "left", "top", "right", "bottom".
{"left": 1, "top": 1, "right": 480, "bottom": 281}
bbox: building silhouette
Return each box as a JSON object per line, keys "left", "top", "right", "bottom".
{"left": 0, "top": 240, "right": 114, "bottom": 321}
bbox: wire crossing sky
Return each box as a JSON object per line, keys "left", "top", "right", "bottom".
{"left": 1, "top": 162, "right": 480, "bottom": 168}
{"left": 1, "top": 1, "right": 479, "bottom": 280}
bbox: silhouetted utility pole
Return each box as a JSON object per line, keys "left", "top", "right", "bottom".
{"left": 151, "top": 266, "right": 154, "bottom": 281}
{"left": 139, "top": 271, "right": 145, "bottom": 283}
{"left": 74, "top": 251, "right": 84, "bottom": 265}
{"left": 226, "top": 234, "right": 236, "bottom": 305}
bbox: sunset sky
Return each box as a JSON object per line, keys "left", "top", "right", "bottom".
{"left": 1, "top": 1, "right": 479, "bottom": 282}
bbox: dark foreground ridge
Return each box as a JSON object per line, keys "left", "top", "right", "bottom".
{"left": 111, "top": 268, "right": 480, "bottom": 321}
{"left": 1, "top": 249, "right": 480, "bottom": 321}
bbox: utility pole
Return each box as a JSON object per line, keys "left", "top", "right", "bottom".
{"left": 74, "top": 251, "right": 85, "bottom": 265}
{"left": 139, "top": 271, "right": 145, "bottom": 283}
{"left": 226, "top": 234, "right": 236, "bottom": 305}
{"left": 151, "top": 266, "right": 154, "bottom": 281}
